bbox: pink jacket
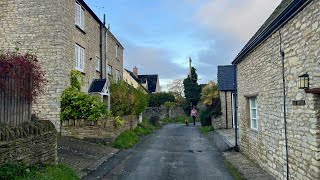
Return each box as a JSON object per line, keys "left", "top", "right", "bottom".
{"left": 190, "top": 109, "right": 198, "bottom": 117}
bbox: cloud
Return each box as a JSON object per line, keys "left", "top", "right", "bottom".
{"left": 194, "top": 0, "right": 281, "bottom": 42}
{"left": 123, "top": 43, "right": 188, "bottom": 81}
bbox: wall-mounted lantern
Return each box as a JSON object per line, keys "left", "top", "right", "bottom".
{"left": 298, "top": 73, "right": 309, "bottom": 89}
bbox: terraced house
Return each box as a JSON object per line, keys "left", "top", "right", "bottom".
{"left": 232, "top": 0, "right": 319, "bottom": 179}
{"left": 0, "top": 0, "right": 123, "bottom": 131}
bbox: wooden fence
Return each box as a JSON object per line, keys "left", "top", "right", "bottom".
{"left": 0, "top": 75, "right": 31, "bottom": 126}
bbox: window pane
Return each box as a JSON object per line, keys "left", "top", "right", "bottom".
{"left": 251, "top": 109, "right": 257, "bottom": 119}
{"left": 250, "top": 98, "right": 256, "bottom": 108}
{"left": 252, "top": 119, "right": 257, "bottom": 129}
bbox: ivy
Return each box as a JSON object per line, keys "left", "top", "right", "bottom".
{"left": 60, "top": 71, "right": 109, "bottom": 121}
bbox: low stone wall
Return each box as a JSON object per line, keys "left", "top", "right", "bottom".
{"left": 0, "top": 120, "right": 57, "bottom": 166}
{"left": 143, "top": 107, "right": 185, "bottom": 120}
{"left": 61, "top": 115, "right": 138, "bottom": 141}
{"left": 211, "top": 116, "right": 224, "bottom": 129}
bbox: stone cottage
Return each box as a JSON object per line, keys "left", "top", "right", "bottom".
{"left": 216, "top": 65, "right": 235, "bottom": 129}
{"left": 106, "top": 28, "right": 124, "bottom": 82}
{"left": 232, "top": 0, "right": 319, "bottom": 179}
{"left": 130, "top": 67, "right": 160, "bottom": 93}
{"left": 0, "top": 0, "right": 123, "bottom": 131}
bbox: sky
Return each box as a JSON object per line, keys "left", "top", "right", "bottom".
{"left": 84, "top": 0, "right": 282, "bottom": 90}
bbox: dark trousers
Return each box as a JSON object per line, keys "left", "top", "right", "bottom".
{"left": 192, "top": 116, "right": 196, "bottom": 125}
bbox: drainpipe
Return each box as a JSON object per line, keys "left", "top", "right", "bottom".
{"left": 279, "top": 30, "right": 289, "bottom": 180}
{"left": 233, "top": 64, "right": 239, "bottom": 152}
{"left": 225, "top": 91, "right": 228, "bottom": 129}
{"left": 99, "top": 16, "right": 105, "bottom": 79}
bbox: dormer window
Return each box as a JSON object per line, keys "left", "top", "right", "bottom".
{"left": 75, "top": 3, "right": 85, "bottom": 30}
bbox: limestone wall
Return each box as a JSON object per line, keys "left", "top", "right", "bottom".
{"left": 107, "top": 30, "right": 124, "bottom": 81}
{"left": 219, "top": 91, "right": 234, "bottom": 129}
{"left": 0, "top": 121, "right": 57, "bottom": 165}
{"left": 61, "top": 115, "right": 138, "bottom": 141}
{"left": 143, "top": 107, "right": 185, "bottom": 120}
{"left": 236, "top": 1, "right": 320, "bottom": 179}
{"left": 0, "top": 0, "right": 108, "bottom": 131}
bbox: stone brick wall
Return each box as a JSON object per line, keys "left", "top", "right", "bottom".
{"left": 219, "top": 91, "right": 234, "bottom": 129}
{"left": 61, "top": 115, "right": 138, "bottom": 140}
{"left": 0, "top": 0, "right": 108, "bottom": 131}
{"left": 143, "top": 107, "right": 185, "bottom": 120}
{"left": 236, "top": 1, "right": 320, "bottom": 179}
{"left": 0, "top": 121, "right": 57, "bottom": 165}
{"left": 107, "top": 30, "right": 124, "bottom": 81}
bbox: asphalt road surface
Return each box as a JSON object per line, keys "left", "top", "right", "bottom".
{"left": 84, "top": 123, "right": 233, "bottom": 180}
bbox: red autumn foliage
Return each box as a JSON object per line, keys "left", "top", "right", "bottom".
{"left": 0, "top": 52, "right": 46, "bottom": 102}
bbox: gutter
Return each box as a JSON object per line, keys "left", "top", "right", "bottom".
{"left": 232, "top": 0, "right": 312, "bottom": 65}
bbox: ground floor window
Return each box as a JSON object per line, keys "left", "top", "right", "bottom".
{"left": 249, "top": 98, "right": 258, "bottom": 130}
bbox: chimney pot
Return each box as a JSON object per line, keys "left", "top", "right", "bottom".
{"left": 133, "top": 66, "right": 138, "bottom": 77}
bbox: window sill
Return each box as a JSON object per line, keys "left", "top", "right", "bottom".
{"left": 250, "top": 128, "right": 258, "bottom": 133}
{"left": 74, "top": 68, "right": 85, "bottom": 75}
{"left": 96, "top": 69, "right": 101, "bottom": 73}
{"left": 75, "top": 25, "right": 86, "bottom": 34}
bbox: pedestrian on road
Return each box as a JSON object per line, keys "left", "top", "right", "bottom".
{"left": 190, "top": 106, "right": 198, "bottom": 126}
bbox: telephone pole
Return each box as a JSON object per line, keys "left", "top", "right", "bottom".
{"left": 189, "top": 57, "right": 192, "bottom": 80}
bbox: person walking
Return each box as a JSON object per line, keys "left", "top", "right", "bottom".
{"left": 190, "top": 106, "right": 198, "bottom": 126}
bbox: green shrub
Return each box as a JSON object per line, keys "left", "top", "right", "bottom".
{"left": 149, "top": 115, "right": 160, "bottom": 126}
{"left": 199, "top": 107, "right": 212, "bottom": 126}
{"left": 110, "top": 81, "right": 148, "bottom": 117}
{"left": 148, "top": 92, "right": 175, "bottom": 107}
{"left": 60, "top": 71, "right": 109, "bottom": 121}
{"left": 133, "top": 126, "right": 152, "bottom": 136}
{"left": 0, "top": 162, "right": 79, "bottom": 180}
{"left": 112, "top": 130, "right": 139, "bottom": 149}
{"left": 200, "top": 126, "right": 214, "bottom": 136}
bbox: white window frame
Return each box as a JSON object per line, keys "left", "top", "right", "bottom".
{"left": 115, "top": 44, "right": 119, "bottom": 59}
{"left": 249, "top": 98, "right": 258, "bottom": 131}
{"left": 108, "top": 65, "right": 112, "bottom": 75}
{"left": 116, "top": 69, "right": 120, "bottom": 82}
{"left": 96, "top": 56, "right": 100, "bottom": 72}
{"left": 75, "top": 44, "right": 84, "bottom": 72}
{"left": 75, "top": 3, "right": 85, "bottom": 30}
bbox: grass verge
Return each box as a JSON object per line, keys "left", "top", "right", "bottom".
{"left": 161, "top": 116, "right": 196, "bottom": 124}
{"left": 0, "top": 162, "right": 79, "bottom": 180}
{"left": 112, "top": 120, "right": 160, "bottom": 149}
{"left": 199, "top": 126, "right": 214, "bottom": 136}
{"left": 224, "top": 160, "right": 245, "bottom": 180}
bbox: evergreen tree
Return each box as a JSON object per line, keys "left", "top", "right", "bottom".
{"left": 183, "top": 67, "right": 201, "bottom": 107}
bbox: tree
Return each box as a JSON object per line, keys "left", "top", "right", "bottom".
{"left": 200, "top": 81, "right": 219, "bottom": 106}
{"left": 183, "top": 67, "right": 201, "bottom": 107}
{"left": 148, "top": 92, "right": 175, "bottom": 107}
{"left": 167, "top": 79, "right": 184, "bottom": 98}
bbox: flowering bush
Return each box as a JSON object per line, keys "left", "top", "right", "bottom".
{"left": 0, "top": 52, "right": 46, "bottom": 102}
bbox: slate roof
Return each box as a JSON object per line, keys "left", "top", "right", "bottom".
{"left": 217, "top": 65, "right": 235, "bottom": 91}
{"left": 138, "top": 75, "right": 158, "bottom": 93}
{"left": 88, "top": 79, "right": 106, "bottom": 93}
{"left": 233, "top": 0, "right": 311, "bottom": 64}
{"left": 125, "top": 69, "right": 141, "bottom": 83}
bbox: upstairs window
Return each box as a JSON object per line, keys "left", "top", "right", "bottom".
{"left": 249, "top": 98, "right": 258, "bottom": 131}
{"left": 96, "top": 57, "right": 100, "bottom": 72}
{"left": 75, "top": 3, "right": 84, "bottom": 30}
{"left": 116, "top": 44, "right": 119, "bottom": 59}
{"left": 75, "top": 44, "right": 84, "bottom": 72}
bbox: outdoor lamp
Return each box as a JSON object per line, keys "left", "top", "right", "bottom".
{"left": 298, "top": 73, "right": 309, "bottom": 89}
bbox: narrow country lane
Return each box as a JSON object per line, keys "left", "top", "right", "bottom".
{"left": 84, "top": 124, "right": 234, "bottom": 180}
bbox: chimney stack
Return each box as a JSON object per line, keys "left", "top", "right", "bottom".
{"left": 133, "top": 66, "right": 138, "bottom": 77}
